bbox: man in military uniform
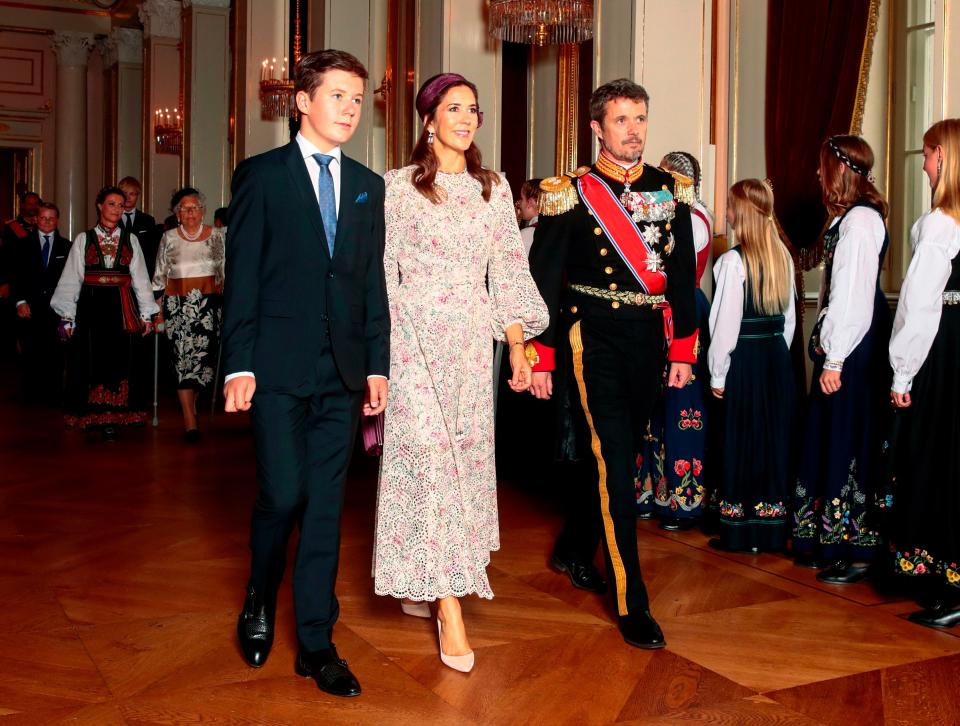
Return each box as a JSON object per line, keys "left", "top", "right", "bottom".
{"left": 528, "top": 78, "right": 697, "bottom": 649}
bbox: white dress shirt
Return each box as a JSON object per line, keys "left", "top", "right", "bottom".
{"left": 708, "top": 249, "right": 796, "bottom": 389}
{"left": 889, "top": 209, "right": 960, "bottom": 393}
{"left": 519, "top": 215, "right": 538, "bottom": 257}
{"left": 817, "top": 206, "right": 885, "bottom": 369}
{"left": 50, "top": 228, "right": 159, "bottom": 321}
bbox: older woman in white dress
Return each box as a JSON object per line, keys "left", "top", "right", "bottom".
{"left": 374, "top": 73, "right": 547, "bottom": 672}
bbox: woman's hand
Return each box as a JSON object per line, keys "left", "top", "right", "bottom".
{"left": 711, "top": 387, "right": 724, "bottom": 399}
{"left": 507, "top": 342, "right": 532, "bottom": 393}
{"left": 820, "top": 369, "right": 842, "bottom": 395}
{"left": 891, "top": 390, "right": 911, "bottom": 408}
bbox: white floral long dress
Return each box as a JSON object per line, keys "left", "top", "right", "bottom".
{"left": 374, "top": 168, "right": 548, "bottom": 601}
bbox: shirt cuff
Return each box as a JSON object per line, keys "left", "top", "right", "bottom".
{"left": 225, "top": 371, "right": 255, "bottom": 383}
{"left": 367, "top": 374, "right": 388, "bottom": 380}
{"left": 823, "top": 359, "right": 844, "bottom": 372}
{"left": 710, "top": 375, "right": 726, "bottom": 389}
{"left": 891, "top": 373, "right": 913, "bottom": 395}
{"left": 15, "top": 300, "right": 26, "bottom": 306}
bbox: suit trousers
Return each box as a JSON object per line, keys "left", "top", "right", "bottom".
{"left": 248, "top": 332, "right": 362, "bottom": 651}
{"left": 555, "top": 316, "right": 665, "bottom": 617}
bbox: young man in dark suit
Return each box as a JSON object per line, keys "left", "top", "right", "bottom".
{"left": 10, "top": 201, "right": 71, "bottom": 402}
{"left": 222, "top": 49, "right": 389, "bottom": 698}
{"left": 117, "top": 177, "right": 159, "bottom": 277}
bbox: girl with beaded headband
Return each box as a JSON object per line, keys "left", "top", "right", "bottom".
{"left": 635, "top": 151, "right": 713, "bottom": 530}
{"left": 373, "top": 72, "right": 548, "bottom": 670}
{"left": 888, "top": 118, "right": 960, "bottom": 629}
{"left": 791, "top": 135, "right": 892, "bottom": 582}
{"left": 707, "top": 178, "right": 796, "bottom": 553}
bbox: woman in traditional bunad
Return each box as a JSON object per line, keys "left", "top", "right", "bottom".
{"left": 373, "top": 73, "right": 548, "bottom": 671}
{"left": 152, "top": 187, "right": 226, "bottom": 442}
{"left": 889, "top": 119, "right": 960, "bottom": 629}
{"left": 792, "top": 136, "right": 892, "bottom": 582}
{"left": 635, "top": 151, "right": 712, "bottom": 530}
{"left": 51, "top": 186, "right": 158, "bottom": 440}
{"left": 708, "top": 179, "right": 796, "bottom": 553}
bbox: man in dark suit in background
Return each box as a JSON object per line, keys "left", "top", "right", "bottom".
{"left": 117, "top": 177, "right": 159, "bottom": 277}
{"left": 10, "top": 201, "right": 71, "bottom": 402}
{"left": 222, "top": 49, "right": 389, "bottom": 698}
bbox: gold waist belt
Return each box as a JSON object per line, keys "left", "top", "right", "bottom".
{"left": 569, "top": 283, "right": 666, "bottom": 307}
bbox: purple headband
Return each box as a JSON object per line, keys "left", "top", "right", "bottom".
{"left": 415, "top": 73, "right": 484, "bottom": 128}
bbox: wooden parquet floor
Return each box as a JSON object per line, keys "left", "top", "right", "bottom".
{"left": 2, "top": 378, "right": 960, "bottom": 725}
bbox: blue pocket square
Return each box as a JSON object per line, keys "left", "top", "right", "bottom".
{"left": 354, "top": 191, "right": 368, "bottom": 204}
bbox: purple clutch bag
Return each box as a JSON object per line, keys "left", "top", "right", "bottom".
{"left": 361, "top": 412, "right": 384, "bottom": 456}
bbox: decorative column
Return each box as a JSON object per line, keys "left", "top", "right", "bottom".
{"left": 140, "top": 0, "right": 183, "bottom": 218}
{"left": 51, "top": 32, "right": 94, "bottom": 239}
{"left": 183, "top": 0, "right": 231, "bottom": 214}
{"left": 98, "top": 28, "right": 144, "bottom": 186}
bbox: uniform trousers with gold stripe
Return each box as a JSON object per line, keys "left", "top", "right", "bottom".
{"left": 559, "top": 314, "right": 665, "bottom": 616}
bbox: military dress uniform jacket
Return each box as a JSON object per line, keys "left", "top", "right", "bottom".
{"left": 528, "top": 160, "right": 698, "bottom": 371}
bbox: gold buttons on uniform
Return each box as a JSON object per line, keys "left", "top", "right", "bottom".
{"left": 600, "top": 248, "right": 608, "bottom": 256}
{"left": 665, "top": 223, "right": 671, "bottom": 230}
{"left": 587, "top": 209, "right": 595, "bottom": 216}
{"left": 611, "top": 301, "right": 620, "bottom": 309}
{"left": 604, "top": 266, "right": 613, "bottom": 274}
{"left": 594, "top": 227, "right": 602, "bottom": 236}
{"left": 569, "top": 305, "right": 578, "bottom": 314}
{"left": 662, "top": 184, "right": 669, "bottom": 190}
{"left": 609, "top": 283, "right": 618, "bottom": 291}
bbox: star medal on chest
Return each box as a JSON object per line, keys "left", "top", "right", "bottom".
{"left": 641, "top": 224, "right": 663, "bottom": 272}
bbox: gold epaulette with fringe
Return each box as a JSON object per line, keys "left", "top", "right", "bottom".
{"left": 669, "top": 171, "right": 695, "bottom": 206}
{"left": 539, "top": 175, "right": 579, "bottom": 216}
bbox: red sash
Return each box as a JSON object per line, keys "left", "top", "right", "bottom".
{"left": 577, "top": 172, "right": 668, "bottom": 294}
{"left": 83, "top": 271, "right": 143, "bottom": 334}
{"left": 691, "top": 207, "right": 712, "bottom": 287}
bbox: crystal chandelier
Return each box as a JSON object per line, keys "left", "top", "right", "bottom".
{"left": 489, "top": 0, "right": 593, "bottom": 46}
{"left": 154, "top": 107, "right": 182, "bottom": 155}
{"left": 259, "top": 0, "right": 301, "bottom": 119}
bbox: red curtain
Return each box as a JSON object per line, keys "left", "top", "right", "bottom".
{"left": 765, "top": 0, "right": 874, "bottom": 254}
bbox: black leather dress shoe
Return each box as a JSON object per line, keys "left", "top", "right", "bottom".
{"left": 550, "top": 553, "right": 608, "bottom": 594}
{"left": 637, "top": 511, "right": 655, "bottom": 520}
{"left": 619, "top": 610, "right": 666, "bottom": 649}
{"left": 102, "top": 426, "right": 117, "bottom": 442}
{"left": 237, "top": 586, "right": 273, "bottom": 667}
{"left": 660, "top": 518, "right": 696, "bottom": 532}
{"left": 908, "top": 601, "right": 960, "bottom": 629}
{"left": 184, "top": 428, "right": 201, "bottom": 444}
{"left": 296, "top": 646, "right": 362, "bottom": 697}
{"left": 816, "top": 561, "right": 870, "bottom": 584}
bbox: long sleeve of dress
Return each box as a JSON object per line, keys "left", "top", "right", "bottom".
{"left": 820, "top": 207, "right": 884, "bottom": 367}
{"left": 890, "top": 209, "right": 960, "bottom": 393}
{"left": 382, "top": 169, "right": 404, "bottom": 323}
{"left": 708, "top": 250, "right": 745, "bottom": 389}
{"left": 487, "top": 174, "right": 549, "bottom": 340}
{"left": 128, "top": 233, "right": 160, "bottom": 319}
{"left": 50, "top": 233, "right": 87, "bottom": 320}
{"left": 151, "top": 232, "right": 170, "bottom": 293}
{"left": 784, "top": 267, "right": 797, "bottom": 346}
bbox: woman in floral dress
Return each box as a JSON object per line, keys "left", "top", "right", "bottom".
{"left": 374, "top": 74, "right": 548, "bottom": 671}
{"left": 152, "top": 187, "right": 225, "bottom": 441}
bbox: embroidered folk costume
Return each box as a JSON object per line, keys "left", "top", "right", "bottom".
{"left": 794, "top": 204, "right": 891, "bottom": 563}
{"left": 529, "top": 151, "right": 697, "bottom": 623}
{"left": 636, "top": 197, "right": 712, "bottom": 525}
{"left": 889, "top": 209, "right": 960, "bottom": 592}
{"left": 708, "top": 248, "right": 796, "bottom": 552}
{"left": 152, "top": 227, "right": 226, "bottom": 390}
{"left": 51, "top": 225, "right": 158, "bottom": 428}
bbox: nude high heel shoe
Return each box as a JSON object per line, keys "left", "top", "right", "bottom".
{"left": 400, "top": 599, "right": 431, "bottom": 618}
{"left": 437, "top": 618, "right": 474, "bottom": 673}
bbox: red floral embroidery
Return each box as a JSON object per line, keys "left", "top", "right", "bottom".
{"left": 673, "top": 459, "right": 692, "bottom": 477}
{"left": 85, "top": 244, "right": 99, "bottom": 266}
{"left": 87, "top": 380, "right": 130, "bottom": 407}
{"left": 692, "top": 458, "right": 702, "bottom": 477}
{"left": 119, "top": 245, "right": 133, "bottom": 266}
{"left": 678, "top": 408, "right": 703, "bottom": 431}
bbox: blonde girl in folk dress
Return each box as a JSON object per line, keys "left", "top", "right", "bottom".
{"left": 889, "top": 119, "right": 960, "bottom": 629}
{"left": 373, "top": 74, "right": 548, "bottom": 671}
{"left": 708, "top": 179, "right": 796, "bottom": 553}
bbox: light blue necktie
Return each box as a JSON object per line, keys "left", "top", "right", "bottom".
{"left": 41, "top": 234, "right": 51, "bottom": 269}
{"left": 313, "top": 153, "right": 337, "bottom": 256}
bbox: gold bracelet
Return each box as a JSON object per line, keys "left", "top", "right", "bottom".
{"left": 508, "top": 340, "right": 525, "bottom": 348}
